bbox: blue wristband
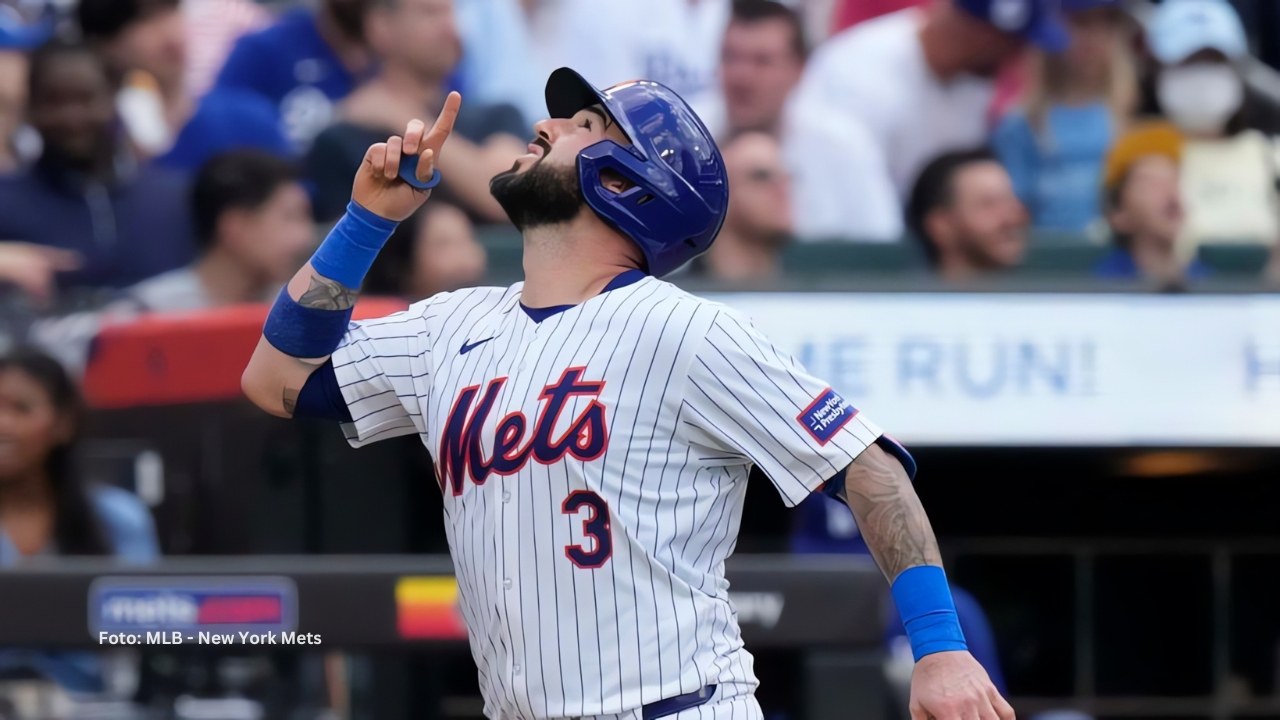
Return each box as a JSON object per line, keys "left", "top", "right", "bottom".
{"left": 890, "top": 565, "right": 968, "bottom": 661}
{"left": 310, "top": 201, "right": 399, "bottom": 290}
{"left": 263, "top": 287, "right": 353, "bottom": 359}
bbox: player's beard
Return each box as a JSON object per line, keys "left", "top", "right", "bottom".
{"left": 489, "top": 162, "right": 586, "bottom": 232}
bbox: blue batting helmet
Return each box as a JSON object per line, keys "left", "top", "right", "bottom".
{"left": 545, "top": 67, "right": 728, "bottom": 278}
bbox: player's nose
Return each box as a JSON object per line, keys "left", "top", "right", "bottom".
{"left": 532, "top": 117, "right": 570, "bottom": 144}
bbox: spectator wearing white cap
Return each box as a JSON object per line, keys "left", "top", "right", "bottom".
{"left": 782, "top": 0, "right": 1070, "bottom": 242}
{"left": 1148, "top": 0, "right": 1250, "bottom": 137}
{"left": 1145, "top": 0, "right": 1280, "bottom": 259}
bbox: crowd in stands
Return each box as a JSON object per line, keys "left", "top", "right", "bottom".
{"left": 0, "top": 0, "right": 1277, "bottom": 317}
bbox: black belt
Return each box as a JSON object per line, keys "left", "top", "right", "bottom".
{"left": 640, "top": 685, "right": 716, "bottom": 719}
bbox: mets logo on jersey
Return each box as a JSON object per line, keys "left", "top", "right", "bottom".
{"left": 438, "top": 367, "right": 609, "bottom": 495}
{"left": 797, "top": 387, "right": 857, "bottom": 445}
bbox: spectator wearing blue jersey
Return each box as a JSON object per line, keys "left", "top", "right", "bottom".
{"left": 77, "top": 0, "right": 188, "bottom": 158}
{"left": 306, "top": 0, "right": 525, "bottom": 223}
{"left": 0, "top": 347, "right": 158, "bottom": 693}
{"left": 76, "top": 0, "right": 290, "bottom": 169}
{"left": 992, "top": 0, "right": 1136, "bottom": 234}
{"left": 212, "top": 0, "right": 375, "bottom": 151}
{"left": 0, "top": 41, "right": 194, "bottom": 300}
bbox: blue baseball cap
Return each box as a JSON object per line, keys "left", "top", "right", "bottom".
{"left": 1147, "top": 0, "right": 1247, "bottom": 64}
{"left": 954, "top": 0, "right": 1070, "bottom": 52}
{"left": 0, "top": 5, "right": 55, "bottom": 51}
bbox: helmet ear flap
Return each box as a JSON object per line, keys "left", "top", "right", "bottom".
{"left": 552, "top": 73, "right": 727, "bottom": 277}
{"left": 577, "top": 139, "right": 719, "bottom": 276}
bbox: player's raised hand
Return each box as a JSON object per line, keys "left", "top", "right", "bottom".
{"left": 352, "top": 91, "right": 462, "bottom": 222}
{"left": 909, "top": 650, "right": 1014, "bottom": 720}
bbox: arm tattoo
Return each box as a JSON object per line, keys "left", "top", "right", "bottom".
{"left": 282, "top": 387, "right": 299, "bottom": 417}
{"left": 835, "top": 444, "right": 943, "bottom": 582}
{"left": 298, "top": 275, "right": 358, "bottom": 310}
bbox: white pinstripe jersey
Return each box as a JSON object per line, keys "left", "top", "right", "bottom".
{"left": 330, "top": 275, "right": 888, "bottom": 720}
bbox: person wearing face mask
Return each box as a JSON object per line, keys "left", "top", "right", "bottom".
{"left": 1147, "top": 0, "right": 1280, "bottom": 257}
{"left": 783, "top": 0, "right": 1072, "bottom": 241}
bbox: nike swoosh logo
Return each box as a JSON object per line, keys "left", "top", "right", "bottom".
{"left": 459, "top": 337, "right": 497, "bottom": 355}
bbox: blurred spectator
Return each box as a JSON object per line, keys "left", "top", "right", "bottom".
{"left": 213, "top": 0, "right": 375, "bottom": 151}
{"left": 77, "top": 0, "right": 188, "bottom": 157}
{"left": 0, "top": 347, "right": 157, "bottom": 692}
{"left": 1146, "top": 0, "right": 1280, "bottom": 255}
{"left": 1148, "top": 0, "right": 1249, "bottom": 137}
{"left": 528, "top": 0, "right": 729, "bottom": 121}
{"left": 364, "top": 202, "right": 486, "bottom": 300}
{"left": 993, "top": 0, "right": 1136, "bottom": 233}
{"left": 453, "top": 0, "right": 544, "bottom": 130}
{"left": 78, "top": 0, "right": 290, "bottom": 166}
{"left": 155, "top": 86, "right": 292, "bottom": 173}
{"left": 77, "top": 0, "right": 268, "bottom": 105}
{"left": 307, "top": 0, "right": 523, "bottom": 223}
{"left": 182, "top": 0, "right": 270, "bottom": 99}
{"left": 714, "top": 0, "right": 807, "bottom": 140}
{"left": 0, "top": 1, "right": 53, "bottom": 174}
{"left": 698, "top": 131, "right": 791, "bottom": 283}
{"left": 784, "top": 0, "right": 1068, "bottom": 241}
{"left": 0, "top": 48, "right": 28, "bottom": 173}
{"left": 0, "top": 41, "right": 194, "bottom": 297}
{"left": 1096, "top": 121, "right": 1208, "bottom": 284}
{"left": 906, "top": 148, "right": 1028, "bottom": 280}
{"left": 125, "top": 150, "right": 314, "bottom": 311}
{"left": 831, "top": 0, "right": 926, "bottom": 33}
{"left": 0, "top": 243, "right": 79, "bottom": 309}
{"left": 1133, "top": 0, "right": 1280, "bottom": 136}
{"left": 0, "top": 348, "right": 157, "bottom": 560}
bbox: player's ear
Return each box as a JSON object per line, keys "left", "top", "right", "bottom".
{"left": 599, "top": 169, "right": 633, "bottom": 195}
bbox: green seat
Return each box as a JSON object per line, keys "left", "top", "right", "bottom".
{"left": 781, "top": 240, "right": 921, "bottom": 275}
{"left": 1197, "top": 243, "right": 1272, "bottom": 275}
{"left": 475, "top": 223, "right": 522, "bottom": 249}
{"left": 484, "top": 244, "right": 524, "bottom": 276}
{"left": 475, "top": 224, "right": 524, "bottom": 278}
{"left": 1018, "top": 242, "right": 1107, "bottom": 273}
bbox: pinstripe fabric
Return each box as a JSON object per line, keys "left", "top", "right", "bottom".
{"left": 329, "top": 277, "right": 883, "bottom": 720}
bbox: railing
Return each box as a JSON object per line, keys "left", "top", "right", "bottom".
{"left": 949, "top": 538, "right": 1280, "bottom": 720}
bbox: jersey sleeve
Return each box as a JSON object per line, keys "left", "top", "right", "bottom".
{"left": 679, "top": 308, "right": 885, "bottom": 507}
{"left": 329, "top": 299, "right": 436, "bottom": 447}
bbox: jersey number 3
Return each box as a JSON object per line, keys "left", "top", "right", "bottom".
{"left": 562, "top": 490, "right": 612, "bottom": 568}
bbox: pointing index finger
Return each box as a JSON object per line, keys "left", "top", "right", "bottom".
{"left": 424, "top": 91, "right": 462, "bottom": 152}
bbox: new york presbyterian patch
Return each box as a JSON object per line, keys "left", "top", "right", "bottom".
{"left": 797, "top": 388, "right": 857, "bottom": 445}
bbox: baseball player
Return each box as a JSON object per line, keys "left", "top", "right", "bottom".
{"left": 242, "top": 68, "right": 1014, "bottom": 720}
